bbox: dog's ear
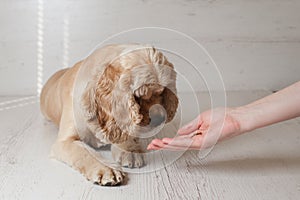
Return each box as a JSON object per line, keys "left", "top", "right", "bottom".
{"left": 115, "top": 72, "right": 143, "bottom": 125}
{"left": 81, "top": 82, "right": 97, "bottom": 121}
{"left": 81, "top": 64, "right": 129, "bottom": 143}
{"left": 159, "top": 61, "right": 178, "bottom": 123}
{"left": 128, "top": 94, "right": 143, "bottom": 124}
{"left": 162, "top": 87, "right": 178, "bottom": 123}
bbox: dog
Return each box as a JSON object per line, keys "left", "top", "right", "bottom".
{"left": 40, "top": 44, "right": 178, "bottom": 186}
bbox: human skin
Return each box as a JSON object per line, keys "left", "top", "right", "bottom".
{"left": 147, "top": 81, "right": 300, "bottom": 150}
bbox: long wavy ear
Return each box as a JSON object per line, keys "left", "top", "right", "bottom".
{"left": 162, "top": 87, "right": 178, "bottom": 123}
{"left": 113, "top": 72, "right": 143, "bottom": 126}
{"left": 159, "top": 60, "right": 179, "bottom": 123}
{"left": 128, "top": 94, "right": 143, "bottom": 124}
{"left": 81, "top": 64, "right": 129, "bottom": 144}
{"left": 81, "top": 81, "right": 97, "bottom": 121}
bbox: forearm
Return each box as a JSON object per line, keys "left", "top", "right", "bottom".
{"left": 236, "top": 81, "right": 300, "bottom": 132}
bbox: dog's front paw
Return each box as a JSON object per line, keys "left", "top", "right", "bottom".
{"left": 111, "top": 145, "right": 145, "bottom": 168}
{"left": 84, "top": 165, "right": 125, "bottom": 186}
{"left": 120, "top": 151, "right": 145, "bottom": 168}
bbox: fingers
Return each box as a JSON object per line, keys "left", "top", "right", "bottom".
{"left": 147, "top": 142, "right": 187, "bottom": 151}
{"left": 162, "top": 137, "right": 194, "bottom": 146}
{"left": 147, "top": 143, "right": 160, "bottom": 150}
{"left": 177, "top": 115, "right": 202, "bottom": 135}
{"left": 147, "top": 135, "right": 203, "bottom": 151}
{"left": 150, "top": 139, "right": 165, "bottom": 147}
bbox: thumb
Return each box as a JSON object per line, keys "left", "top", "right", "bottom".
{"left": 178, "top": 115, "right": 202, "bottom": 135}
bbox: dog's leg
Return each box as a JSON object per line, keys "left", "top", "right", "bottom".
{"left": 111, "top": 136, "right": 145, "bottom": 168}
{"left": 50, "top": 109, "right": 125, "bottom": 186}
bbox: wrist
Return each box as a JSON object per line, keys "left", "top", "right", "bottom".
{"left": 230, "top": 106, "right": 257, "bottom": 133}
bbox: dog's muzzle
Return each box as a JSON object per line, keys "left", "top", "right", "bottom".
{"left": 149, "top": 104, "right": 166, "bottom": 127}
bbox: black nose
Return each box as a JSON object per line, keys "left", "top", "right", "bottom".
{"left": 150, "top": 114, "right": 166, "bottom": 127}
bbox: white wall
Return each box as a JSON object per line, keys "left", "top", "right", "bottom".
{"left": 0, "top": 0, "right": 300, "bottom": 95}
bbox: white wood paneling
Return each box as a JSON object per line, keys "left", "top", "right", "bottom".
{"left": 0, "top": 0, "right": 300, "bottom": 95}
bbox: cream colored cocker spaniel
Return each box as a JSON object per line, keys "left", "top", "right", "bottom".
{"left": 40, "top": 44, "right": 178, "bottom": 186}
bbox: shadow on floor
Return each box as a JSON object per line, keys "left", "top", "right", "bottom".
{"left": 187, "top": 155, "right": 300, "bottom": 176}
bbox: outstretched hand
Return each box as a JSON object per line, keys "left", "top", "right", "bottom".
{"left": 147, "top": 108, "right": 242, "bottom": 150}
{"left": 148, "top": 81, "right": 300, "bottom": 151}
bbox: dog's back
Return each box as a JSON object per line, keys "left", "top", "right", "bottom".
{"left": 40, "top": 62, "right": 82, "bottom": 126}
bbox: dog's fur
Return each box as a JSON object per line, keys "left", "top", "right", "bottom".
{"left": 40, "top": 44, "right": 178, "bottom": 185}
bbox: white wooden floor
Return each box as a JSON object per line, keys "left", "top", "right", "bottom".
{"left": 0, "top": 91, "right": 299, "bottom": 200}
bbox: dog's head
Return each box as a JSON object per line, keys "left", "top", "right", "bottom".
{"left": 82, "top": 46, "right": 178, "bottom": 143}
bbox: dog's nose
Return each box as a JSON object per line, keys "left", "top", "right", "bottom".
{"left": 150, "top": 114, "right": 166, "bottom": 127}
{"left": 149, "top": 104, "right": 167, "bottom": 127}
{"left": 149, "top": 104, "right": 166, "bottom": 127}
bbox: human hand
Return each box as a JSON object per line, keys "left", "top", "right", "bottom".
{"left": 147, "top": 108, "right": 242, "bottom": 150}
